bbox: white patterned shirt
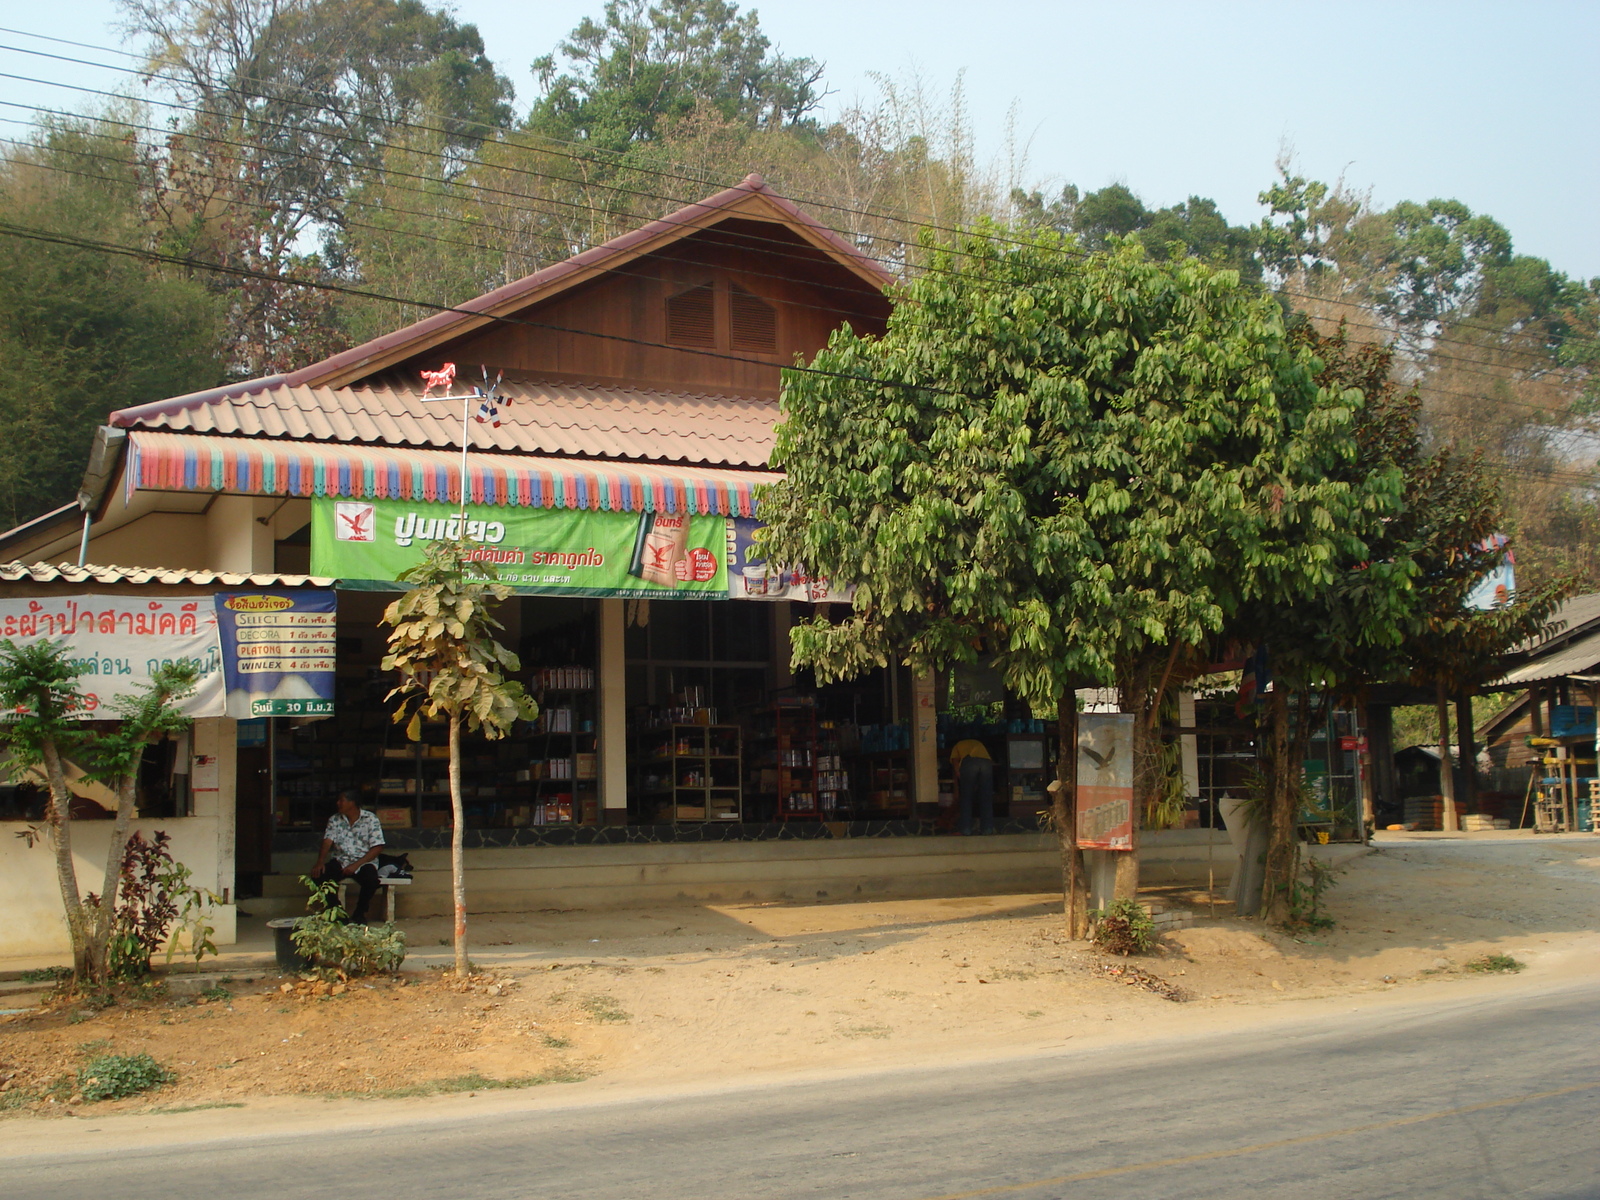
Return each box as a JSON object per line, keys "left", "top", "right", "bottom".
{"left": 323, "top": 809, "right": 385, "bottom": 865}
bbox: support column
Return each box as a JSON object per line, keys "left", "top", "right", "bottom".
{"left": 597, "top": 600, "right": 628, "bottom": 824}
{"left": 911, "top": 669, "right": 938, "bottom": 810}
{"left": 1436, "top": 681, "right": 1458, "bottom": 832}
{"left": 191, "top": 717, "right": 238, "bottom": 945}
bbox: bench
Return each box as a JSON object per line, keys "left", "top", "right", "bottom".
{"left": 337, "top": 875, "right": 411, "bottom": 922}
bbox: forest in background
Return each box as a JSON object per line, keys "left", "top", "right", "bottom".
{"left": 0, "top": 0, "right": 1596, "bottom": 603}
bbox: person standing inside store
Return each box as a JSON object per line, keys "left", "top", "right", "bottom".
{"left": 311, "top": 790, "right": 386, "bottom": 923}
{"left": 949, "top": 739, "right": 995, "bottom": 835}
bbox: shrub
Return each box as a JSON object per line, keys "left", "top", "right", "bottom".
{"left": 1464, "top": 953, "right": 1524, "bottom": 974}
{"left": 1090, "top": 898, "right": 1156, "bottom": 956}
{"left": 103, "top": 833, "right": 222, "bottom": 979}
{"left": 77, "top": 1052, "right": 172, "bottom": 1101}
{"left": 291, "top": 878, "right": 406, "bottom": 977}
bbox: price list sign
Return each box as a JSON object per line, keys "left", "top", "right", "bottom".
{"left": 215, "top": 591, "right": 338, "bottom": 718}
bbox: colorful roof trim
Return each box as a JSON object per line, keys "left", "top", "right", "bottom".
{"left": 126, "top": 432, "right": 772, "bottom": 517}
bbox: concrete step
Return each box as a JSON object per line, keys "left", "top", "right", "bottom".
{"left": 261, "top": 873, "right": 311, "bottom": 898}
{"left": 241, "top": 894, "right": 305, "bottom": 919}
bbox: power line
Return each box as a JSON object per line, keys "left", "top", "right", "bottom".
{"left": 0, "top": 123, "right": 1588, "bottom": 428}
{"left": 2, "top": 212, "right": 1594, "bottom": 496}
{"left": 0, "top": 215, "right": 979, "bottom": 402}
{"left": 0, "top": 35, "right": 1590, "bottom": 387}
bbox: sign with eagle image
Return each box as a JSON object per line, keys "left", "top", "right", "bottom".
{"left": 1076, "top": 713, "right": 1135, "bottom": 850}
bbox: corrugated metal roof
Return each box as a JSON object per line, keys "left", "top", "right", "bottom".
{"left": 1493, "top": 627, "right": 1600, "bottom": 687}
{"left": 1513, "top": 591, "right": 1600, "bottom": 653}
{"left": 0, "top": 562, "right": 333, "bottom": 587}
{"left": 111, "top": 380, "right": 778, "bottom": 468}
{"left": 126, "top": 431, "right": 775, "bottom": 516}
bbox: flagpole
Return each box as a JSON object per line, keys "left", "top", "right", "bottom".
{"left": 460, "top": 388, "right": 471, "bottom": 528}
{"left": 418, "top": 363, "right": 507, "bottom": 541}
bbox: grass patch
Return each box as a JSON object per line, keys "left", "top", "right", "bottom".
{"left": 840, "top": 1024, "right": 891, "bottom": 1040}
{"left": 18, "top": 966, "right": 70, "bottom": 984}
{"left": 1464, "top": 953, "right": 1525, "bottom": 974}
{"left": 541, "top": 1034, "right": 571, "bottom": 1049}
{"left": 77, "top": 1052, "right": 173, "bottom": 1101}
{"left": 580, "top": 995, "right": 630, "bottom": 1023}
{"left": 199, "top": 984, "right": 233, "bottom": 1002}
{"left": 339, "top": 1070, "right": 588, "bottom": 1100}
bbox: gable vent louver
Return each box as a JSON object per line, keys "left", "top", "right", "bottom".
{"left": 666, "top": 283, "right": 716, "bottom": 347}
{"left": 729, "top": 284, "right": 778, "bottom": 352}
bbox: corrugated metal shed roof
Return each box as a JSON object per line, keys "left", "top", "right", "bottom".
{"left": 1509, "top": 591, "right": 1600, "bottom": 655}
{"left": 1493, "top": 627, "right": 1600, "bottom": 687}
{"left": 110, "top": 380, "right": 778, "bottom": 468}
{"left": 0, "top": 562, "right": 333, "bottom": 587}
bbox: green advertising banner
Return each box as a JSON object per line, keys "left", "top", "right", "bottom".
{"left": 310, "top": 498, "right": 729, "bottom": 598}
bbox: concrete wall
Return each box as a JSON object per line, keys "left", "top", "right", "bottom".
{"left": 269, "top": 828, "right": 1247, "bottom": 917}
{"left": 0, "top": 817, "right": 238, "bottom": 959}
{"left": 0, "top": 715, "right": 240, "bottom": 961}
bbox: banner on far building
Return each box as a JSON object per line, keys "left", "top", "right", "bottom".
{"left": 0, "top": 596, "right": 224, "bottom": 718}
{"left": 214, "top": 591, "right": 337, "bottom": 717}
{"left": 1464, "top": 533, "right": 1515, "bottom": 610}
{"left": 310, "top": 498, "right": 728, "bottom": 598}
{"left": 1076, "top": 713, "right": 1135, "bottom": 851}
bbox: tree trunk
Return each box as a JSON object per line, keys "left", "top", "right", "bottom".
{"left": 1454, "top": 689, "right": 1478, "bottom": 816}
{"left": 88, "top": 771, "right": 140, "bottom": 980}
{"left": 1114, "top": 661, "right": 1152, "bottom": 902}
{"left": 40, "top": 738, "right": 93, "bottom": 982}
{"left": 1436, "top": 681, "right": 1457, "bottom": 832}
{"left": 449, "top": 713, "right": 468, "bottom": 978}
{"left": 1052, "top": 699, "right": 1088, "bottom": 939}
{"left": 1261, "top": 685, "right": 1298, "bottom": 923}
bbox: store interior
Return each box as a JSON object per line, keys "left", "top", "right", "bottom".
{"left": 269, "top": 594, "right": 1061, "bottom": 834}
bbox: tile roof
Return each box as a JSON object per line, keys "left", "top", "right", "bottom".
{"left": 111, "top": 379, "right": 779, "bottom": 468}
{"left": 0, "top": 562, "right": 333, "bottom": 587}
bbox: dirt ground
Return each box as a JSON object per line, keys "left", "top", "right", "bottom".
{"left": 3, "top": 833, "right": 1598, "bottom": 1120}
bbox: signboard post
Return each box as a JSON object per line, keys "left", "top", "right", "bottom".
{"left": 214, "top": 591, "right": 338, "bottom": 718}
{"left": 1076, "top": 713, "right": 1135, "bottom": 851}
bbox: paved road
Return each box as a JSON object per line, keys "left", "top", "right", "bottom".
{"left": 8, "top": 980, "right": 1599, "bottom": 1200}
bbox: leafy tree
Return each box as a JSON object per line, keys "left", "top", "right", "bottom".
{"left": 0, "top": 639, "right": 198, "bottom": 984}
{"left": 0, "top": 117, "right": 223, "bottom": 524}
{"left": 760, "top": 229, "right": 1384, "bottom": 922}
{"left": 528, "top": 0, "right": 824, "bottom": 154}
{"left": 120, "top": 0, "right": 514, "bottom": 374}
{"left": 1014, "top": 183, "right": 1261, "bottom": 281}
{"left": 381, "top": 539, "right": 536, "bottom": 976}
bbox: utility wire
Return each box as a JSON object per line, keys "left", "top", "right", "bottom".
{"left": 0, "top": 214, "right": 1593, "bottom": 493}
{"left": 0, "top": 36, "right": 1590, "bottom": 385}
{"left": 0, "top": 122, "right": 1589, "bottom": 427}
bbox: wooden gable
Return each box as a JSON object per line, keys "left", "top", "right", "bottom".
{"left": 376, "top": 218, "right": 889, "bottom": 398}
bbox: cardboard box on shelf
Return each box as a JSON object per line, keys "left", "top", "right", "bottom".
{"left": 375, "top": 807, "right": 413, "bottom": 828}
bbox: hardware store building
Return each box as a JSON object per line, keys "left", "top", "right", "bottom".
{"left": 0, "top": 177, "right": 1087, "bottom": 952}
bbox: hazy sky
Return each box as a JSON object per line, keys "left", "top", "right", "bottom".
{"left": 2, "top": 1, "right": 1595, "bottom": 277}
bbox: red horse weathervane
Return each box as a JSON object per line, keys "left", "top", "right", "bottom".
{"left": 419, "top": 362, "right": 457, "bottom": 397}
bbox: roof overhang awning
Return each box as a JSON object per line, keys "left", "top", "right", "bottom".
{"left": 126, "top": 431, "right": 775, "bottom": 517}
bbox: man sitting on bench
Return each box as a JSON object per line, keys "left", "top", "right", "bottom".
{"left": 311, "top": 790, "right": 386, "bottom": 924}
